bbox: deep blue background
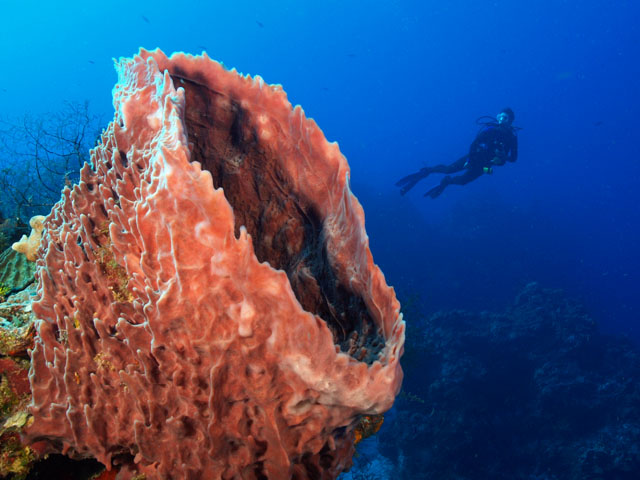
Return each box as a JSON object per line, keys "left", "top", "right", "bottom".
{"left": 2, "top": 0, "right": 638, "bottom": 342}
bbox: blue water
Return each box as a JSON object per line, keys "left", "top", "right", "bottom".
{"left": 3, "top": 1, "right": 637, "bottom": 340}
{"left": 2, "top": 0, "right": 639, "bottom": 476}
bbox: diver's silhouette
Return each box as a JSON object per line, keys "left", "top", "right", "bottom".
{"left": 397, "top": 108, "right": 519, "bottom": 199}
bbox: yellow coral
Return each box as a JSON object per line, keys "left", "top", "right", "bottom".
{"left": 11, "top": 215, "right": 46, "bottom": 262}
{"left": 0, "top": 435, "right": 35, "bottom": 479}
{"left": 0, "top": 284, "right": 9, "bottom": 302}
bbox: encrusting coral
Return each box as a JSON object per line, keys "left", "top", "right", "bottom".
{"left": 0, "top": 248, "right": 37, "bottom": 297}
{"left": 0, "top": 287, "right": 37, "bottom": 478}
{"left": 23, "top": 49, "right": 405, "bottom": 479}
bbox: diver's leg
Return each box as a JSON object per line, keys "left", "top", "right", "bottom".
{"left": 427, "top": 155, "right": 469, "bottom": 174}
{"left": 424, "top": 168, "right": 482, "bottom": 199}
{"left": 396, "top": 155, "right": 468, "bottom": 195}
{"left": 447, "top": 168, "right": 483, "bottom": 186}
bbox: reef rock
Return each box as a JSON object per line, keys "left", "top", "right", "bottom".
{"left": 0, "top": 285, "right": 37, "bottom": 357}
{"left": 380, "top": 283, "right": 640, "bottom": 479}
{"left": 0, "top": 286, "right": 36, "bottom": 478}
{"left": 24, "top": 50, "right": 404, "bottom": 479}
{"left": 0, "top": 353, "right": 34, "bottom": 479}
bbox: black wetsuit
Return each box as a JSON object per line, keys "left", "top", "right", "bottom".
{"left": 396, "top": 123, "right": 518, "bottom": 198}
{"left": 470, "top": 123, "right": 518, "bottom": 167}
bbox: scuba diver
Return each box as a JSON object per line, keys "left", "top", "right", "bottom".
{"left": 396, "top": 108, "right": 519, "bottom": 199}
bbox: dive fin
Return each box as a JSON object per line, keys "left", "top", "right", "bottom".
{"left": 395, "top": 168, "right": 431, "bottom": 196}
{"left": 424, "top": 176, "right": 451, "bottom": 199}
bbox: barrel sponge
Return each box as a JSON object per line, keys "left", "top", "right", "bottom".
{"left": 24, "top": 49, "right": 404, "bottom": 479}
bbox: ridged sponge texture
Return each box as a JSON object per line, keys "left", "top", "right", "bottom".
{"left": 24, "top": 49, "right": 404, "bottom": 479}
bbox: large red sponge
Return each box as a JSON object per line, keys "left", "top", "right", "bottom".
{"left": 24, "top": 49, "right": 404, "bottom": 479}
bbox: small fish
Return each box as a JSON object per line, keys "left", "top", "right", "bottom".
{"left": 347, "top": 53, "right": 357, "bottom": 58}
{"left": 256, "top": 20, "right": 264, "bottom": 28}
{"left": 141, "top": 15, "right": 150, "bottom": 24}
{"left": 593, "top": 120, "right": 604, "bottom": 126}
{"left": 88, "top": 60, "right": 95, "bottom": 64}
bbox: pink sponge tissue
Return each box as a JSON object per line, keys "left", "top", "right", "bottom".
{"left": 24, "top": 49, "right": 405, "bottom": 480}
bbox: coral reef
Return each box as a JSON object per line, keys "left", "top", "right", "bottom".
{"left": 379, "top": 283, "right": 640, "bottom": 479}
{"left": 353, "top": 414, "right": 384, "bottom": 445}
{"left": 11, "top": 216, "right": 45, "bottom": 263}
{"left": 0, "top": 286, "right": 37, "bottom": 357}
{"left": 0, "top": 248, "right": 36, "bottom": 299}
{"left": 23, "top": 50, "right": 404, "bottom": 479}
{"left": 0, "top": 286, "right": 37, "bottom": 478}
